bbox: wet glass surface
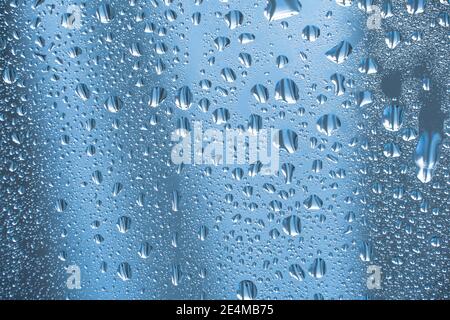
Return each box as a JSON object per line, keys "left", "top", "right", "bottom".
{"left": 0, "top": 0, "right": 449, "bottom": 300}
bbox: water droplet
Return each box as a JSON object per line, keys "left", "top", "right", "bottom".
{"left": 224, "top": 10, "right": 244, "bottom": 29}
{"left": 75, "top": 83, "right": 90, "bottom": 101}
{"left": 96, "top": 3, "right": 115, "bottom": 24}
{"left": 171, "top": 263, "right": 184, "bottom": 286}
{"left": 247, "top": 114, "right": 263, "bottom": 135}
{"left": 238, "top": 33, "right": 255, "bottom": 44}
{"left": 117, "top": 262, "right": 132, "bottom": 281}
{"left": 221, "top": 68, "right": 237, "bottom": 82}
{"left": 274, "top": 78, "right": 299, "bottom": 104}
{"left": 358, "top": 57, "right": 379, "bottom": 74}
{"left": 302, "top": 25, "right": 320, "bottom": 42}
{"left": 303, "top": 194, "right": 323, "bottom": 211}
{"left": 316, "top": 114, "right": 341, "bottom": 136}
{"left": 382, "top": 105, "right": 404, "bottom": 132}
{"left": 148, "top": 87, "right": 167, "bottom": 108}
{"left": 91, "top": 170, "right": 103, "bottom": 185}
{"left": 289, "top": 264, "right": 306, "bottom": 281}
{"left": 385, "top": 30, "right": 401, "bottom": 49}
{"left": 138, "top": 242, "right": 152, "bottom": 259}
{"left": 55, "top": 199, "right": 67, "bottom": 213}
{"left": 214, "top": 36, "right": 231, "bottom": 51}
{"left": 275, "top": 55, "right": 289, "bottom": 69}
{"left": 104, "top": 96, "right": 123, "bottom": 113}
{"left": 383, "top": 142, "right": 401, "bottom": 158}
{"left": 330, "top": 73, "right": 346, "bottom": 96}
{"left": 251, "top": 84, "right": 269, "bottom": 103}
{"left": 175, "top": 86, "right": 193, "bottom": 110}
{"left": 2, "top": 66, "right": 16, "bottom": 84}
{"left": 282, "top": 215, "right": 302, "bottom": 236}
{"left": 309, "top": 258, "right": 326, "bottom": 279}
{"left": 359, "top": 241, "right": 374, "bottom": 262}
{"left": 273, "top": 129, "right": 298, "bottom": 153}
{"left": 112, "top": 182, "right": 124, "bottom": 197}
{"left": 212, "top": 108, "right": 230, "bottom": 125}
{"left": 326, "top": 41, "right": 353, "bottom": 64}
{"left": 414, "top": 131, "right": 442, "bottom": 183}
{"left": 116, "top": 216, "right": 131, "bottom": 233}
{"left": 198, "top": 225, "right": 209, "bottom": 241}
{"left": 264, "top": 0, "right": 302, "bottom": 22}
{"left": 406, "top": 0, "right": 426, "bottom": 15}
{"left": 238, "top": 52, "right": 252, "bottom": 68}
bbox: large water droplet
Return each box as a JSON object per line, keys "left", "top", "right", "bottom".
{"left": 148, "top": 87, "right": 167, "bottom": 108}
{"left": 96, "top": 3, "right": 115, "bottom": 24}
{"left": 282, "top": 215, "right": 302, "bottom": 236}
{"left": 326, "top": 41, "right": 353, "bottom": 64}
{"left": 117, "top": 262, "right": 132, "bottom": 281}
{"left": 175, "top": 86, "right": 193, "bottom": 110}
{"left": 224, "top": 10, "right": 244, "bottom": 29}
{"left": 237, "top": 280, "right": 257, "bottom": 300}
{"left": 251, "top": 84, "right": 269, "bottom": 103}
{"left": 104, "top": 96, "right": 123, "bottom": 113}
{"left": 316, "top": 114, "right": 341, "bottom": 136}
{"left": 273, "top": 129, "right": 299, "bottom": 153}
{"left": 414, "top": 131, "right": 442, "bottom": 183}
{"left": 382, "top": 105, "right": 404, "bottom": 132}
{"left": 309, "top": 258, "right": 326, "bottom": 279}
